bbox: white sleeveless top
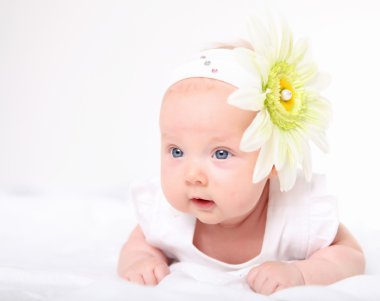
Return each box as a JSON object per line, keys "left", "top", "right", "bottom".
{"left": 129, "top": 173, "right": 339, "bottom": 284}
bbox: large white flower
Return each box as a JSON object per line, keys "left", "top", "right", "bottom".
{"left": 227, "top": 17, "right": 331, "bottom": 191}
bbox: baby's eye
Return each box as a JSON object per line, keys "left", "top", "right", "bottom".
{"left": 170, "top": 147, "right": 184, "bottom": 158}
{"left": 213, "top": 149, "right": 231, "bottom": 160}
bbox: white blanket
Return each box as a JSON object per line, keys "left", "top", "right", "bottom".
{"left": 1, "top": 191, "right": 379, "bottom": 301}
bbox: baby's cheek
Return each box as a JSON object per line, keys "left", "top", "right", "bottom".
{"left": 221, "top": 186, "right": 244, "bottom": 208}
{"left": 162, "top": 180, "right": 175, "bottom": 198}
{"left": 162, "top": 182, "right": 186, "bottom": 211}
{"left": 161, "top": 179, "right": 174, "bottom": 201}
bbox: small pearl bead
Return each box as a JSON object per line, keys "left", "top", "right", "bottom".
{"left": 281, "top": 89, "right": 292, "bottom": 101}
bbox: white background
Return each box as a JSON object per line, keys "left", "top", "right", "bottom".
{"left": 1, "top": 0, "right": 380, "bottom": 229}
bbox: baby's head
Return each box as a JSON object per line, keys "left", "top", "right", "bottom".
{"left": 160, "top": 76, "right": 271, "bottom": 225}
{"left": 158, "top": 17, "right": 330, "bottom": 224}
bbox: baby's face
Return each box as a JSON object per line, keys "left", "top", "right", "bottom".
{"left": 160, "top": 78, "right": 270, "bottom": 226}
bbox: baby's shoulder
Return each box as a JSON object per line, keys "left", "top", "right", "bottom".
{"left": 268, "top": 172, "right": 339, "bottom": 259}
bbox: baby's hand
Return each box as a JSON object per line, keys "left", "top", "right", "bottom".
{"left": 120, "top": 255, "right": 170, "bottom": 286}
{"left": 247, "top": 261, "right": 305, "bottom": 295}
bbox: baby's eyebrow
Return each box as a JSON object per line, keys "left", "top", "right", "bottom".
{"left": 210, "top": 135, "right": 229, "bottom": 141}
{"left": 208, "top": 132, "right": 237, "bottom": 142}
{"left": 161, "top": 132, "right": 175, "bottom": 139}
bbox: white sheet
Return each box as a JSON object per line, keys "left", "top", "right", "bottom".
{"left": 1, "top": 190, "right": 379, "bottom": 301}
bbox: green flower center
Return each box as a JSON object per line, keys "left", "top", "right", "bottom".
{"left": 264, "top": 61, "right": 306, "bottom": 131}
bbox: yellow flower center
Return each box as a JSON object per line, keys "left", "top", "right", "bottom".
{"left": 264, "top": 61, "right": 306, "bottom": 131}
{"left": 280, "top": 79, "right": 295, "bottom": 112}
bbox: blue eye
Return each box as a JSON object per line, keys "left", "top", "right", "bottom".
{"left": 170, "top": 147, "right": 184, "bottom": 158}
{"left": 213, "top": 149, "right": 230, "bottom": 160}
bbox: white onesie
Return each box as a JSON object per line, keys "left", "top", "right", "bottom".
{"left": 130, "top": 173, "right": 339, "bottom": 286}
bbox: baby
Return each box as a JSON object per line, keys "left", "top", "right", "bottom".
{"left": 118, "top": 18, "right": 365, "bottom": 295}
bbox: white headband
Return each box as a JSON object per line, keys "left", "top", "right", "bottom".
{"left": 166, "top": 49, "right": 254, "bottom": 89}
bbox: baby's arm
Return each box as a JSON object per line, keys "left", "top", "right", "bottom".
{"left": 293, "top": 223, "right": 365, "bottom": 284}
{"left": 117, "top": 225, "right": 170, "bottom": 285}
{"left": 247, "top": 223, "right": 365, "bottom": 295}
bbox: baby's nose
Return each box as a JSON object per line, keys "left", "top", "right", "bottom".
{"left": 185, "top": 163, "right": 208, "bottom": 186}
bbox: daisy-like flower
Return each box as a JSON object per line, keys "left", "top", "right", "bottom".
{"left": 227, "top": 17, "right": 331, "bottom": 191}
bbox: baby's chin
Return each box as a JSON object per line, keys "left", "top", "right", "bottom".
{"left": 166, "top": 199, "right": 226, "bottom": 225}
{"left": 193, "top": 211, "right": 224, "bottom": 225}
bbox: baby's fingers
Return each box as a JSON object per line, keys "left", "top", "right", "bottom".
{"left": 154, "top": 262, "right": 170, "bottom": 283}
{"left": 247, "top": 267, "right": 261, "bottom": 291}
{"left": 260, "top": 278, "right": 279, "bottom": 295}
{"left": 125, "top": 271, "right": 145, "bottom": 285}
{"left": 247, "top": 266, "right": 274, "bottom": 295}
{"left": 141, "top": 263, "right": 170, "bottom": 285}
{"left": 142, "top": 268, "right": 159, "bottom": 286}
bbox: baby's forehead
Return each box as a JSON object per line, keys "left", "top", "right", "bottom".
{"left": 161, "top": 78, "right": 239, "bottom": 117}
{"left": 160, "top": 78, "right": 255, "bottom": 136}
{"left": 164, "top": 77, "right": 236, "bottom": 97}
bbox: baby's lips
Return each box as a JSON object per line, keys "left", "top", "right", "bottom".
{"left": 191, "top": 197, "right": 214, "bottom": 202}
{"left": 190, "top": 198, "right": 216, "bottom": 209}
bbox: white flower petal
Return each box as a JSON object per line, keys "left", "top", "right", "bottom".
{"left": 288, "top": 38, "right": 309, "bottom": 66}
{"left": 278, "top": 20, "right": 293, "bottom": 61}
{"left": 272, "top": 128, "right": 285, "bottom": 170}
{"left": 277, "top": 161, "right": 298, "bottom": 192}
{"left": 234, "top": 47, "right": 270, "bottom": 83}
{"left": 274, "top": 130, "right": 307, "bottom": 189}
{"left": 307, "top": 127, "right": 329, "bottom": 152}
{"left": 303, "top": 95, "right": 331, "bottom": 124}
{"left": 294, "top": 128, "right": 313, "bottom": 181}
{"left": 267, "top": 14, "right": 279, "bottom": 49}
{"left": 233, "top": 48, "right": 262, "bottom": 81}
{"left": 228, "top": 87, "right": 265, "bottom": 111}
{"left": 240, "top": 110, "right": 273, "bottom": 152}
{"left": 253, "top": 133, "right": 276, "bottom": 183}
{"left": 276, "top": 132, "right": 297, "bottom": 169}
{"left": 304, "top": 72, "right": 331, "bottom": 91}
{"left": 295, "top": 62, "right": 318, "bottom": 85}
{"left": 255, "top": 54, "right": 271, "bottom": 84}
{"left": 302, "top": 140, "right": 312, "bottom": 181}
{"left": 247, "top": 18, "right": 272, "bottom": 56}
{"left": 288, "top": 130, "right": 304, "bottom": 163}
{"left": 263, "top": 14, "right": 279, "bottom": 65}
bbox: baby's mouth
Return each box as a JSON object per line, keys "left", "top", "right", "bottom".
{"left": 191, "top": 198, "right": 215, "bottom": 210}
